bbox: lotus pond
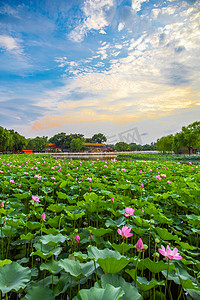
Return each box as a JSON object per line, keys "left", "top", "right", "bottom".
{"left": 0, "top": 154, "right": 199, "bottom": 299}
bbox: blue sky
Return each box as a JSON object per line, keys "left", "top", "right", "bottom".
{"left": 0, "top": 0, "right": 199, "bottom": 144}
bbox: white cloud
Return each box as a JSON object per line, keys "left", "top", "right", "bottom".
{"left": 132, "top": 0, "right": 149, "bottom": 12}
{"left": 0, "top": 35, "right": 23, "bottom": 55}
{"left": 118, "top": 22, "right": 124, "bottom": 32}
{"left": 68, "top": 0, "right": 113, "bottom": 42}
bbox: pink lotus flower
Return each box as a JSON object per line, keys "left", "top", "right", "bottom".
{"left": 158, "top": 245, "right": 182, "bottom": 260}
{"left": 32, "top": 195, "right": 40, "bottom": 203}
{"left": 111, "top": 197, "right": 114, "bottom": 203}
{"left": 117, "top": 226, "right": 133, "bottom": 239}
{"left": 124, "top": 207, "right": 135, "bottom": 217}
{"left": 136, "top": 238, "right": 143, "bottom": 251}
{"left": 156, "top": 175, "right": 161, "bottom": 181}
{"left": 19, "top": 183, "right": 21, "bottom": 187}
{"left": 9, "top": 179, "right": 14, "bottom": 183}
{"left": 41, "top": 213, "right": 45, "bottom": 221}
{"left": 0, "top": 202, "right": 4, "bottom": 208}
{"left": 89, "top": 186, "right": 91, "bottom": 191}
{"left": 75, "top": 235, "right": 80, "bottom": 243}
{"left": 140, "top": 183, "right": 144, "bottom": 189}
{"left": 167, "top": 181, "right": 171, "bottom": 184}
{"left": 142, "top": 209, "right": 144, "bottom": 214}
{"left": 51, "top": 176, "right": 56, "bottom": 180}
{"left": 139, "top": 170, "right": 142, "bottom": 173}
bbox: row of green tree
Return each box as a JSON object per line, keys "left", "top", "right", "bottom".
{"left": 156, "top": 121, "right": 200, "bottom": 154}
{"left": 0, "top": 121, "right": 199, "bottom": 153}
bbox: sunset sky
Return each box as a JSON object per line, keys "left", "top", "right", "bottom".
{"left": 0, "top": 0, "right": 199, "bottom": 144}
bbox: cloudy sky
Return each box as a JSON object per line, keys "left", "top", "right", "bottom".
{"left": 0, "top": 0, "right": 199, "bottom": 144}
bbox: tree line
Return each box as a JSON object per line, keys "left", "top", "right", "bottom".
{"left": 156, "top": 121, "right": 200, "bottom": 154}
{"left": 0, "top": 121, "right": 199, "bottom": 153}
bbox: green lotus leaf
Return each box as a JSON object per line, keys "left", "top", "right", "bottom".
{"left": 58, "top": 259, "right": 95, "bottom": 279}
{"left": 176, "top": 241, "right": 195, "bottom": 250}
{"left": 0, "top": 259, "right": 12, "bottom": 267}
{"left": 47, "top": 204, "right": 65, "bottom": 213}
{"left": 88, "top": 246, "right": 122, "bottom": 261}
{"left": 136, "top": 276, "right": 164, "bottom": 292}
{"left": 155, "top": 227, "right": 179, "bottom": 241}
{"left": 73, "top": 283, "right": 124, "bottom": 300}
{"left": 144, "top": 258, "right": 177, "bottom": 273}
{"left": 47, "top": 216, "right": 60, "bottom": 228}
{"left": 20, "top": 232, "right": 35, "bottom": 241}
{"left": 87, "top": 226, "right": 112, "bottom": 237}
{"left": 73, "top": 252, "right": 88, "bottom": 261}
{"left": 134, "top": 217, "right": 149, "bottom": 228}
{"left": 23, "top": 285, "right": 55, "bottom": 300}
{"left": 26, "top": 222, "right": 41, "bottom": 231}
{"left": 66, "top": 211, "right": 85, "bottom": 221}
{"left": 0, "top": 262, "right": 31, "bottom": 293}
{"left": 96, "top": 273, "right": 142, "bottom": 300}
{"left": 31, "top": 250, "right": 55, "bottom": 260}
{"left": 179, "top": 277, "right": 200, "bottom": 290}
{"left": 40, "top": 259, "right": 62, "bottom": 274}
{"left": 41, "top": 186, "right": 53, "bottom": 194}
{"left": 97, "top": 257, "right": 130, "bottom": 274}
{"left": 39, "top": 233, "right": 66, "bottom": 246}
{"left": 56, "top": 191, "right": 68, "bottom": 199}
{"left": 111, "top": 243, "right": 134, "bottom": 254}
{"left": 53, "top": 274, "right": 71, "bottom": 296}
{"left": 105, "top": 216, "right": 125, "bottom": 228}
{"left": 42, "top": 227, "right": 59, "bottom": 235}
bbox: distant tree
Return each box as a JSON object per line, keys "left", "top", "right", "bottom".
{"left": 8, "top": 130, "right": 27, "bottom": 152}
{"left": 92, "top": 133, "right": 107, "bottom": 144}
{"left": 0, "top": 127, "right": 10, "bottom": 151}
{"left": 49, "top": 132, "right": 67, "bottom": 151}
{"left": 70, "top": 138, "right": 85, "bottom": 152}
{"left": 26, "top": 136, "right": 47, "bottom": 151}
{"left": 115, "top": 142, "right": 130, "bottom": 151}
{"left": 173, "top": 121, "right": 200, "bottom": 154}
{"left": 129, "top": 143, "right": 138, "bottom": 151}
{"left": 156, "top": 135, "right": 174, "bottom": 154}
{"left": 85, "top": 138, "right": 94, "bottom": 143}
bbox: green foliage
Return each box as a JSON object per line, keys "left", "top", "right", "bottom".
{"left": 70, "top": 138, "right": 85, "bottom": 152}
{"left": 115, "top": 142, "right": 130, "bottom": 151}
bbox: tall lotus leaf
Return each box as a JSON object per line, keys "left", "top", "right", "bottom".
{"left": 144, "top": 258, "right": 177, "bottom": 273}
{"left": 155, "top": 227, "right": 179, "bottom": 241}
{"left": 98, "top": 257, "right": 130, "bottom": 274}
{"left": 40, "top": 259, "right": 63, "bottom": 274}
{"left": 73, "top": 284, "right": 124, "bottom": 300}
{"left": 134, "top": 276, "right": 164, "bottom": 292}
{"left": 41, "top": 186, "right": 53, "bottom": 194}
{"left": 111, "top": 243, "right": 134, "bottom": 254}
{"left": 53, "top": 274, "right": 71, "bottom": 296}
{"left": 39, "top": 234, "right": 66, "bottom": 247}
{"left": 26, "top": 222, "right": 41, "bottom": 231}
{"left": 66, "top": 211, "right": 85, "bottom": 221}
{"left": 105, "top": 216, "right": 125, "bottom": 228}
{"left": 179, "top": 278, "right": 200, "bottom": 290}
{"left": 87, "top": 226, "right": 112, "bottom": 237}
{"left": 47, "top": 204, "right": 65, "bottom": 213}
{"left": 97, "top": 273, "right": 142, "bottom": 300}
{"left": 0, "top": 262, "right": 31, "bottom": 293}
{"left": 23, "top": 285, "right": 55, "bottom": 300}
{"left": 0, "top": 259, "right": 12, "bottom": 267}
{"left": 176, "top": 241, "right": 195, "bottom": 250}
{"left": 88, "top": 246, "right": 122, "bottom": 261}
{"left": 20, "top": 232, "right": 35, "bottom": 241}
{"left": 58, "top": 259, "right": 95, "bottom": 279}
{"left": 134, "top": 217, "right": 149, "bottom": 228}
{"left": 48, "top": 216, "right": 60, "bottom": 228}
{"left": 56, "top": 191, "right": 68, "bottom": 200}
